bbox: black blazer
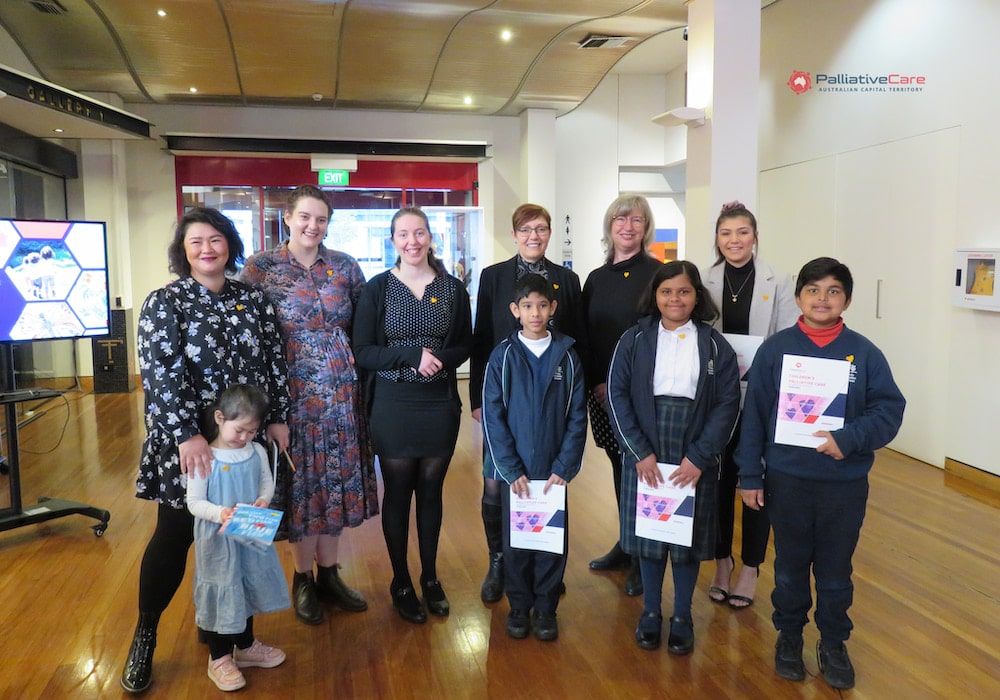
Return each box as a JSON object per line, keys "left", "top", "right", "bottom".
{"left": 469, "top": 256, "right": 584, "bottom": 410}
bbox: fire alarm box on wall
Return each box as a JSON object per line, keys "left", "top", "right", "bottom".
{"left": 954, "top": 249, "right": 1000, "bottom": 311}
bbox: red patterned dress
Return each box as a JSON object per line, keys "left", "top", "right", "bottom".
{"left": 241, "top": 243, "right": 377, "bottom": 540}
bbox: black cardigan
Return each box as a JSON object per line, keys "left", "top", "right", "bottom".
{"left": 353, "top": 269, "right": 473, "bottom": 411}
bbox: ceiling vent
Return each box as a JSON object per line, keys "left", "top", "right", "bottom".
{"left": 578, "top": 34, "right": 632, "bottom": 49}
{"left": 25, "top": 0, "right": 67, "bottom": 14}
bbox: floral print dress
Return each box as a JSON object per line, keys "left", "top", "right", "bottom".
{"left": 241, "top": 244, "right": 378, "bottom": 540}
{"left": 136, "top": 276, "right": 290, "bottom": 509}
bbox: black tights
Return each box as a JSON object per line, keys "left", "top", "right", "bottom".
{"left": 138, "top": 504, "right": 195, "bottom": 619}
{"left": 204, "top": 618, "right": 254, "bottom": 660}
{"left": 380, "top": 456, "right": 451, "bottom": 588}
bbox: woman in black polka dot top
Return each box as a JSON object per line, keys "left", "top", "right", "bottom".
{"left": 353, "top": 207, "right": 473, "bottom": 625}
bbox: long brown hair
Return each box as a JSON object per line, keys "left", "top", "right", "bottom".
{"left": 390, "top": 207, "right": 446, "bottom": 276}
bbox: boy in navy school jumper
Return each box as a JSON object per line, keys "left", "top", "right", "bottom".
{"left": 481, "top": 273, "right": 587, "bottom": 642}
{"left": 735, "top": 257, "right": 905, "bottom": 690}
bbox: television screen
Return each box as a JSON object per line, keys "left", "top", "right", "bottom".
{"left": 0, "top": 218, "right": 110, "bottom": 341}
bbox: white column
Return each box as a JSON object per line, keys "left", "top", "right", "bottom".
{"left": 684, "top": 0, "right": 761, "bottom": 268}
{"left": 519, "top": 108, "right": 557, "bottom": 210}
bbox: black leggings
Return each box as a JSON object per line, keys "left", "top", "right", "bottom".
{"left": 204, "top": 618, "right": 254, "bottom": 661}
{"left": 380, "top": 456, "right": 451, "bottom": 587}
{"left": 138, "top": 503, "right": 195, "bottom": 618}
{"left": 715, "top": 427, "right": 771, "bottom": 567}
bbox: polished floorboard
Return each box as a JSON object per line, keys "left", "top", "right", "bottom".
{"left": 0, "top": 381, "right": 998, "bottom": 698}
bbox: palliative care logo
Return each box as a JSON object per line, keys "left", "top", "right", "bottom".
{"left": 786, "top": 68, "right": 926, "bottom": 94}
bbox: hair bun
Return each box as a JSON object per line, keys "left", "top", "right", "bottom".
{"left": 720, "top": 200, "right": 746, "bottom": 214}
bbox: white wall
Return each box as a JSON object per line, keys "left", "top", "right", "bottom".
{"left": 759, "top": 0, "right": 1000, "bottom": 473}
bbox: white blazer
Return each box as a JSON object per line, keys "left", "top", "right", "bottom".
{"left": 702, "top": 257, "right": 798, "bottom": 338}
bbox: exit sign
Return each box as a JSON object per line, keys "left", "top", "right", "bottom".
{"left": 318, "top": 169, "right": 350, "bottom": 186}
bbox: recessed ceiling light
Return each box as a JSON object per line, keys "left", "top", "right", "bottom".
{"left": 463, "top": 96, "right": 473, "bottom": 105}
{"left": 189, "top": 87, "right": 198, "bottom": 93}
{"left": 500, "top": 29, "right": 512, "bottom": 42}
{"left": 53, "top": 128, "right": 64, "bottom": 133}
{"left": 157, "top": 9, "right": 166, "bottom": 17}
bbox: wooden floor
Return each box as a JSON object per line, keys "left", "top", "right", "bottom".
{"left": 1, "top": 381, "right": 998, "bottom": 699}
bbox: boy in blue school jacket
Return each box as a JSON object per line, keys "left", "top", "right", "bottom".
{"left": 735, "top": 257, "right": 905, "bottom": 691}
{"left": 481, "top": 273, "right": 587, "bottom": 642}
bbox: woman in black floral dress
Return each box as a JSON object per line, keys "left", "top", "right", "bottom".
{"left": 121, "top": 207, "right": 290, "bottom": 694}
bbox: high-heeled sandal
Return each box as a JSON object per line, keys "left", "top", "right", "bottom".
{"left": 728, "top": 565, "right": 759, "bottom": 609}
{"left": 708, "top": 555, "right": 734, "bottom": 603}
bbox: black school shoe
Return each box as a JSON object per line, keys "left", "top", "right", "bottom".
{"left": 390, "top": 583, "right": 427, "bottom": 624}
{"left": 817, "top": 640, "right": 855, "bottom": 689}
{"left": 774, "top": 632, "right": 806, "bottom": 681}
{"left": 533, "top": 611, "right": 558, "bottom": 641}
{"left": 420, "top": 578, "right": 450, "bottom": 617}
{"left": 634, "top": 611, "right": 663, "bottom": 650}
{"left": 506, "top": 609, "right": 531, "bottom": 639}
{"left": 666, "top": 616, "right": 694, "bottom": 655}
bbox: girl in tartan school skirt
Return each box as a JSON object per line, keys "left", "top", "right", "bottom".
{"left": 607, "top": 261, "right": 741, "bottom": 655}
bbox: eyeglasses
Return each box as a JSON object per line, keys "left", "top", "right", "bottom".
{"left": 613, "top": 216, "right": 646, "bottom": 227}
{"left": 515, "top": 225, "right": 551, "bottom": 236}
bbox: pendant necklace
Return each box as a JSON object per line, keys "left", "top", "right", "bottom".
{"left": 725, "top": 268, "right": 754, "bottom": 302}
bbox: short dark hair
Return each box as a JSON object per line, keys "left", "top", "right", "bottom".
{"left": 513, "top": 273, "right": 554, "bottom": 304}
{"left": 201, "top": 383, "right": 270, "bottom": 443}
{"left": 512, "top": 203, "right": 551, "bottom": 231}
{"left": 795, "top": 257, "right": 854, "bottom": 300}
{"left": 639, "top": 260, "right": 719, "bottom": 323}
{"left": 167, "top": 207, "right": 244, "bottom": 277}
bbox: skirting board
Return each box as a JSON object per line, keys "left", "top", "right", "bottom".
{"left": 945, "top": 457, "right": 1000, "bottom": 495}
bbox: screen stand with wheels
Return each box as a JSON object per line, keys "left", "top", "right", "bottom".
{"left": 0, "top": 343, "right": 110, "bottom": 536}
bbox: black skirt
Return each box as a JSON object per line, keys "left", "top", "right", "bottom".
{"left": 369, "top": 376, "right": 461, "bottom": 459}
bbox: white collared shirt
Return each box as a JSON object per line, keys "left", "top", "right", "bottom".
{"left": 653, "top": 320, "right": 699, "bottom": 399}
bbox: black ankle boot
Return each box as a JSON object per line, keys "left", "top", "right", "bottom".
{"left": 316, "top": 564, "right": 368, "bottom": 612}
{"left": 120, "top": 612, "right": 157, "bottom": 693}
{"left": 292, "top": 571, "right": 323, "bottom": 625}
{"left": 480, "top": 552, "right": 504, "bottom": 603}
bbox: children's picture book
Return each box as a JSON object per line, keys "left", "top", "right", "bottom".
{"left": 221, "top": 504, "right": 283, "bottom": 545}
{"left": 509, "top": 481, "right": 566, "bottom": 555}
{"left": 635, "top": 463, "right": 695, "bottom": 547}
{"left": 774, "top": 354, "right": 850, "bottom": 448}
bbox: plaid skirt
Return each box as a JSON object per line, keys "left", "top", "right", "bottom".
{"left": 619, "top": 395, "right": 719, "bottom": 564}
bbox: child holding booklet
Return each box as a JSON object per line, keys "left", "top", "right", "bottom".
{"left": 481, "top": 274, "right": 587, "bottom": 642}
{"left": 607, "top": 261, "right": 740, "bottom": 654}
{"left": 187, "top": 384, "right": 290, "bottom": 692}
{"left": 735, "top": 257, "right": 905, "bottom": 690}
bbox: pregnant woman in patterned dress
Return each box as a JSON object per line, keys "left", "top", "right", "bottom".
{"left": 353, "top": 207, "right": 472, "bottom": 624}
{"left": 241, "top": 185, "right": 378, "bottom": 626}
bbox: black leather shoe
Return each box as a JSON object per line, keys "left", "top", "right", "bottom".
{"left": 533, "top": 611, "right": 558, "bottom": 641}
{"left": 817, "top": 640, "right": 855, "bottom": 689}
{"left": 120, "top": 613, "right": 157, "bottom": 693}
{"left": 667, "top": 616, "right": 694, "bottom": 655}
{"left": 775, "top": 632, "right": 806, "bottom": 681}
{"left": 624, "top": 558, "right": 644, "bottom": 596}
{"left": 589, "top": 542, "right": 631, "bottom": 570}
{"left": 292, "top": 571, "right": 324, "bottom": 625}
{"left": 480, "top": 552, "right": 504, "bottom": 603}
{"left": 635, "top": 611, "right": 662, "bottom": 650}
{"left": 505, "top": 609, "right": 530, "bottom": 639}
{"left": 316, "top": 564, "right": 368, "bottom": 612}
{"left": 420, "top": 578, "right": 450, "bottom": 617}
{"left": 391, "top": 584, "right": 427, "bottom": 624}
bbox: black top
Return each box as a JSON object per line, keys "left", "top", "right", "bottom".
{"left": 720, "top": 260, "right": 754, "bottom": 335}
{"left": 469, "top": 255, "right": 584, "bottom": 410}
{"left": 581, "top": 253, "right": 662, "bottom": 389}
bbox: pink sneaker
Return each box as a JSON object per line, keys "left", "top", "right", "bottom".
{"left": 233, "top": 639, "right": 286, "bottom": 669}
{"left": 208, "top": 654, "right": 246, "bottom": 691}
